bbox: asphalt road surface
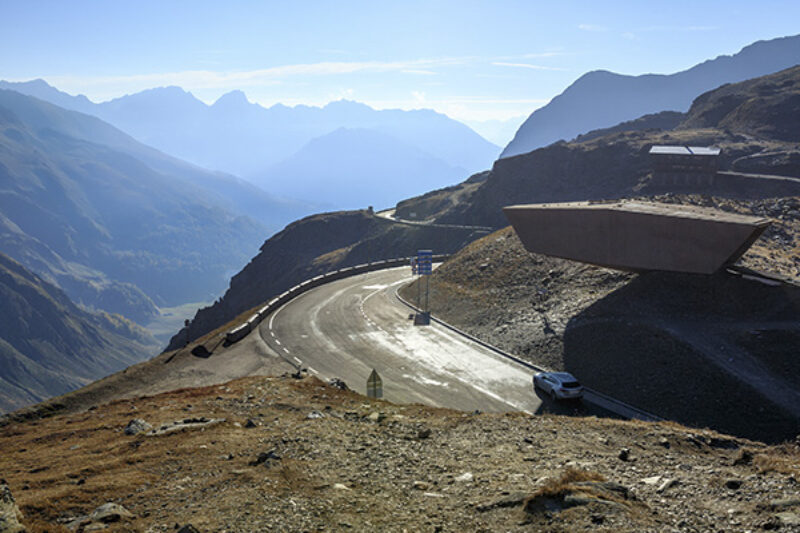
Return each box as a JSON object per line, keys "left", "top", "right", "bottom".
{"left": 258, "top": 266, "right": 551, "bottom": 414}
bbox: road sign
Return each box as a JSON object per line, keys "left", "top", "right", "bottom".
{"left": 366, "top": 369, "right": 383, "bottom": 399}
{"left": 417, "top": 249, "right": 432, "bottom": 275}
{"left": 410, "top": 257, "right": 418, "bottom": 275}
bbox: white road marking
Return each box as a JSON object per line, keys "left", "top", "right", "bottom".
{"left": 402, "top": 374, "right": 450, "bottom": 388}
{"left": 283, "top": 347, "right": 291, "bottom": 354}
{"left": 308, "top": 367, "right": 319, "bottom": 375}
{"left": 275, "top": 339, "right": 281, "bottom": 345}
{"left": 270, "top": 331, "right": 276, "bottom": 338}
{"left": 263, "top": 267, "right": 532, "bottom": 412}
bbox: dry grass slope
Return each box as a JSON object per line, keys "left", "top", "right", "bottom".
{"left": 1, "top": 375, "right": 799, "bottom": 532}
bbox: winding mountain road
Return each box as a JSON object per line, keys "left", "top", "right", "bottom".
{"left": 258, "top": 267, "right": 547, "bottom": 413}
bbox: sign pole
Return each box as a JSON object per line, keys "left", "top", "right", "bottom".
{"left": 413, "top": 249, "right": 432, "bottom": 326}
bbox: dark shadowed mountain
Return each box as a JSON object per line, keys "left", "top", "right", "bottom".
{"left": 502, "top": 34, "right": 800, "bottom": 158}
{"left": 260, "top": 127, "right": 467, "bottom": 210}
{"left": 0, "top": 252, "right": 158, "bottom": 413}
{"left": 0, "top": 81, "right": 500, "bottom": 206}
{"left": 0, "top": 89, "right": 290, "bottom": 322}
{"left": 679, "top": 65, "right": 800, "bottom": 142}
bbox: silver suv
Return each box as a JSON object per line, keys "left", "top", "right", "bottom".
{"left": 533, "top": 371, "right": 584, "bottom": 400}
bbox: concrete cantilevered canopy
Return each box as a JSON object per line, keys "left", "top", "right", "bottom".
{"left": 503, "top": 201, "right": 770, "bottom": 274}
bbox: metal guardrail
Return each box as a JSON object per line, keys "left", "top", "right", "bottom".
{"left": 225, "top": 255, "right": 450, "bottom": 344}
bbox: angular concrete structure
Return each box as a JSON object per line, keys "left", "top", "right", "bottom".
{"left": 503, "top": 201, "right": 770, "bottom": 274}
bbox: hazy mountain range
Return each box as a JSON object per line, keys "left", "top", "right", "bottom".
{"left": 464, "top": 116, "right": 527, "bottom": 147}
{"left": 0, "top": 80, "right": 500, "bottom": 210}
{"left": 0, "top": 89, "right": 294, "bottom": 322}
{"left": 502, "top": 33, "right": 800, "bottom": 158}
{"left": 261, "top": 127, "right": 467, "bottom": 209}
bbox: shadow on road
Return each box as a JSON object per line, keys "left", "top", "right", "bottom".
{"left": 532, "top": 387, "right": 621, "bottom": 419}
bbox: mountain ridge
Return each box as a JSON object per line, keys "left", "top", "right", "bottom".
{"left": 502, "top": 33, "right": 800, "bottom": 158}
{"left": 0, "top": 80, "right": 500, "bottom": 207}
{"left": 0, "top": 251, "right": 158, "bottom": 413}
{"left": 0, "top": 89, "right": 289, "bottom": 323}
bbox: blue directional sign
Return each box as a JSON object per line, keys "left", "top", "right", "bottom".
{"left": 417, "top": 249, "right": 432, "bottom": 275}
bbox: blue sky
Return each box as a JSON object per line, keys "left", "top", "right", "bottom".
{"left": 2, "top": 0, "right": 799, "bottom": 129}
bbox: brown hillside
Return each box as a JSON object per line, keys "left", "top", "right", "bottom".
{"left": 2, "top": 374, "right": 798, "bottom": 532}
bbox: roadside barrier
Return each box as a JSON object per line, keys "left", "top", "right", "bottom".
{"left": 395, "top": 288, "right": 662, "bottom": 422}
{"left": 225, "top": 255, "right": 450, "bottom": 344}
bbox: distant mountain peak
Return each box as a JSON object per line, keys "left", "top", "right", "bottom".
{"left": 323, "top": 99, "right": 374, "bottom": 112}
{"left": 0, "top": 78, "right": 95, "bottom": 110}
{"left": 114, "top": 85, "right": 197, "bottom": 103}
{"left": 24, "top": 78, "right": 53, "bottom": 89}
{"left": 213, "top": 90, "right": 250, "bottom": 108}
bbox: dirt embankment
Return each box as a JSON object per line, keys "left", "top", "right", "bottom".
{"left": 2, "top": 374, "right": 799, "bottom": 532}
{"left": 402, "top": 200, "right": 800, "bottom": 443}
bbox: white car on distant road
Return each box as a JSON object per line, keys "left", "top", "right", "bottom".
{"left": 533, "top": 371, "right": 584, "bottom": 400}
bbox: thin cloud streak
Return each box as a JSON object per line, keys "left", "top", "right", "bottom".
{"left": 636, "top": 25, "right": 718, "bottom": 32}
{"left": 521, "top": 51, "right": 566, "bottom": 58}
{"left": 46, "top": 58, "right": 470, "bottom": 92}
{"left": 492, "top": 62, "right": 567, "bottom": 71}
{"left": 578, "top": 23, "right": 608, "bottom": 32}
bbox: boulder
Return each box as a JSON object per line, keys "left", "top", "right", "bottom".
{"left": 123, "top": 418, "right": 152, "bottom": 436}
{"left": 90, "top": 502, "right": 134, "bottom": 524}
{"left": 0, "top": 480, "right": 25, "bottom": 533}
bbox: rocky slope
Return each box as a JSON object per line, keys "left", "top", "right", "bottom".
{"left": 0, "top": 252, "right": 158, "bottom": 413}
{"left": 1, "top": 374, "right": 799, "bottom": 532}
{"left": 679, "top": 64, "right": 800, "bottom": 143}
{"left": 501, "top": 34, "right": 800, "bottom": 158}
{"left": 400, "top": 192, "right": 800, "bottom": 443}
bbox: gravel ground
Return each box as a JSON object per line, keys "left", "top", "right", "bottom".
{"left": 1, "top": 375, "right": 799, "bottom": 532}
